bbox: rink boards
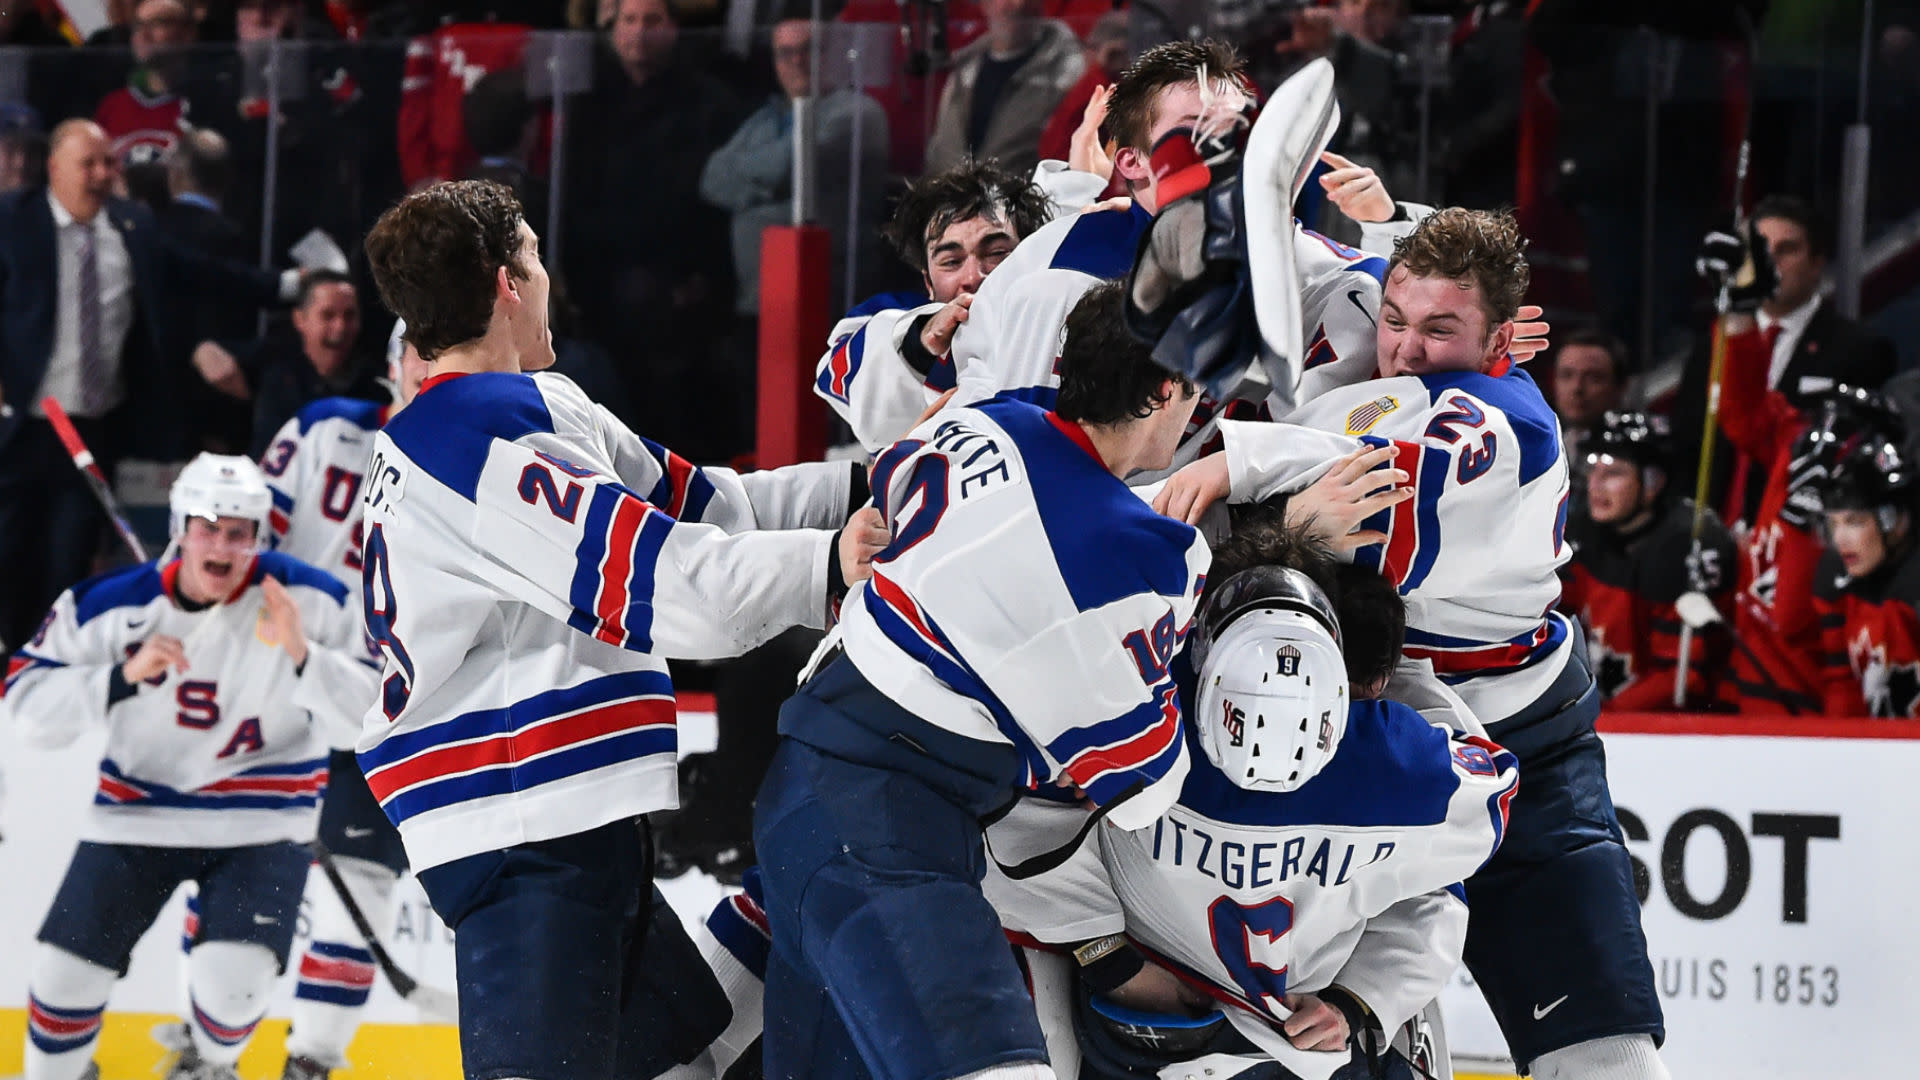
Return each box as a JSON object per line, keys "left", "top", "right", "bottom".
{"left": 1, "top": 708, "right": 1914, "bottom": 1079}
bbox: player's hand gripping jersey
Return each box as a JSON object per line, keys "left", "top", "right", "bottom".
{"left": 987, "top": 706, "right": 1518, "bottom": 1077}
{"left": 834, "top": 397, "right": 1211, "bottom": 826}
{"left": 260, "top": 398, "right": 392, "bottom": 587}
{"left": 1215, "top": 362, "right": 1575, "bottom": 735}
{"left": 4, "top": 554, "right": 376, "bottom": 848}
{"left": 356, "top": 371, "right": 860, "bottom": 870}
{"left": 814, "top": 291, "right": 951, "bottom": 453}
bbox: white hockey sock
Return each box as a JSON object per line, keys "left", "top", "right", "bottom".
{"left": 187, "top": 941, "right": 279, "bottom": 1066}
{"left": 25, "top": 944, "right": 116, "bottom": 1080}
{"left": 950, "top": 1062, "right": 1056, "bottom": 1080}
{"left": 696, "top": 890, "right": 769, "bottom": 1078}
{"left": 285, "top": 857, "right": 397, "bottom": 1068}
{"left": 1528, "top": 1033, "right": 1671, "bottom": 1080}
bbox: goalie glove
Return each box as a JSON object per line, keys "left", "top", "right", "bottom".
{"left": 1695, "top": 222, "right": 1778, "bottom": 314}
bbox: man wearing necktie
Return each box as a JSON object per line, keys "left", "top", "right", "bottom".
{"left": 0, "top": 119, "right": 301, "bottom": 650}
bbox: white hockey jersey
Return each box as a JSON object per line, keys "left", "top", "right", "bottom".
{"left": 946, "top": 205, "right": 1394, "bottom": 480}
{"left": 3, "top": 554, "right": 378, "bottom": 848}
{"left": 986, "top": 702, "right": 1517, "bottom": 1079}
{"left": 814, "top": 290, "right": 951, "bottom": 453}
{"left": 836, "top": 397, "right": 1210, "bottom": 827}
{"left": 1217, "top": 360, "right": 1575, "bottom": 727}
{"left": 355, "top": 370, "right": 857, "bottom": 871}
{"left": 260, "top": 397, "right": 390, "bottom": 588}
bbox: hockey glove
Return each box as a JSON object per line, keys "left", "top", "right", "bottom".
{"left": 1124, "top": 112, "right": 1270, "bottom": 400}
{"left": 1684, "top": 542, "right": 1725, "bottom": 594}
{"left": 1695, "top": 222, "right": 1778, "bottom": 314}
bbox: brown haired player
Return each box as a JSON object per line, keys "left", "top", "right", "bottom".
{"left": 813, "top": 160, "right": 1055, "bottom": 452}
{"left": 1153, "top": 207, "right": 1673, "bottom": 1080}
{"left": 354, "top": 180, "right": 883, "bottom": 1080}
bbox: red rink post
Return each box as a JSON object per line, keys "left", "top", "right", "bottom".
{"left": 756, "top": 224, "right": 831, "bottom": 468}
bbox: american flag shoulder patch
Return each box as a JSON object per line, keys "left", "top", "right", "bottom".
{"left": 1345, "top": 396, "right": 1399, "bottom": 435}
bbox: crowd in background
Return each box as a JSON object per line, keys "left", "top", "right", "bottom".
{"left": 2, "top": 0, "right": 1920, "bottom": 735}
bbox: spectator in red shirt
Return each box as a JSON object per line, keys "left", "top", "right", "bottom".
{"left": 94, "top": 0, "right": 198, "bottom": 173}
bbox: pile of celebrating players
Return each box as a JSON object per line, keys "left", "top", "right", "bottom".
{"left": 7, "top": 40, "right": 1734, "bottom": 1080}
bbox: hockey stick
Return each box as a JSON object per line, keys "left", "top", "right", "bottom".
{"left": 42, "top": 397, "right": 149, "bottom": 563}
{"left": 1676, "top": 8, "right": 1760, "bottom": 706}
{"left": 310, "top": 839, "right": 460, "bottom": 1023}
{"left": 1674, "top": 593, "right": 1808, "bottom": 716}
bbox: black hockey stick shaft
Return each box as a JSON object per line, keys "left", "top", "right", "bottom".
{"left": 309, "top": 839, "right": 420, "bottom": 998}
{"left": 42, "top": 397, "right": 149, "bottom": 563}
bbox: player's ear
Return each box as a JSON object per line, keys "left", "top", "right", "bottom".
{"left": 1112, "top": 144, "right": 1150, "bottom": 188}
{"left": 1485, "top": 319, "right": 1516, "bottom": 368}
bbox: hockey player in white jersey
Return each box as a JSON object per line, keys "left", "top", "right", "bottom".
{"left": 3, "top": 454, "right": 378, "bottom": 1080}
{"left": 756, "top": 283, "right": 1208, "bottom": 1080}
{"left": 814, "top": 161, "right": 1056, "bottom": 452}
{"left": 255, "top": 320, "right": 427, "bottom": 1080}
{"left": 987, "top": 544, "right": 1516, "bottom": 1080}
{"left": 356, "top": 180, "right": 883, "bottom": 1080}
{"left": 1147, "top": 209, "right": 1668, "bottom": 1080}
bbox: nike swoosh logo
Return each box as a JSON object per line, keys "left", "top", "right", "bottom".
{"left": 342, "top": 827, "right": 375, "bottom": 839}
{"left": 1533, "top": 995, "right": 1569, "bottom": 1020}
{"left": 252, "top": 914, "right": 279, "bottom": 926}
{"left": 1347, "top": 289, "right": 1376, "bottom": 327}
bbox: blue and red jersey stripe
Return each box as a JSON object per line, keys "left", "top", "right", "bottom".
{"left": 94, "top": 757, "right": 329, "bottom": 812}
{"left": 566, "top": 483, "right": 676, "bottom": 652}
{"left": 359, "top": 669, "right": 678, "bottom": 826}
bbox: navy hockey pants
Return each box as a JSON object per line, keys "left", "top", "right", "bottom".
{"left": 755, "top": 656, "right": 1048, "bottom": 1080}
{"left": 1465, "top": 627, "right": 1665, "bottom": 1070}
{"left": 414, "top": 818, "right": 728, "bottom": 1080}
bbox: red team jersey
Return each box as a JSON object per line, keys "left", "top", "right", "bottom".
{"left": 1712, "top": 328, "right": 1828, "bottom": 714}
{"left": 1813, "top": 549, "right": 1920, "bottom": 719}
{"left": 397, "top": 22, "right": 533, "bottom": 189}
{"left": 1562, "top": 498, "right": 1736, "bottom": 711}
{"left": 94, "top": 85, "right": 184, "bottom": 168}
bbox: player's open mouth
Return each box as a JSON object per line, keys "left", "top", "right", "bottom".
{"left": 204, "top": 559, "right": 235, "bottom": 578}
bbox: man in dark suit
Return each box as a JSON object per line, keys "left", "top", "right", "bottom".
{"left": 0, "top": 119, "right": 298, "bottom": 649}
{"left": 1671, "top": 195, "right": 1899, "bottom": 524}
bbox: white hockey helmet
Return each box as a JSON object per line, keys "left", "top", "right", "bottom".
{"left": 170, "top": 453, "right": 274, "bottom": 540}
{"left": 1190, "top": 566, "right": 1350, "bottom": 793}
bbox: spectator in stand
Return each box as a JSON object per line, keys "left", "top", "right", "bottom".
{"left": 0, "top": 119, "right": 303, "bottom": 649}
{"left": 191, "top": 269, "right": 384, "bottom": 458}
{"left": 1674, "top": 196, "right": 1901, "bottom": 525}
{"left": 566, "top": 0, "right": 742, "bottom": 455}
{"left": 700, "top": 13, "right": 887, "bottom": 461}
{"left": 1812, "top": 429, "right": 1920, "bottom": 719}
{"left": 396, "top": 13, "right": 535, "bottom": 190}
{"left": 94, "top": 0, "right": 199, "bottom": 172}
{"left": 922, "top": 0, "right": 1085, "bottom": 178}
{"left": 1550, "top": 326, "right": 1629, "bottom": 492}
{"left": 1563, "top": 411, "right": 1736, "bottom": 711}
{"left": 0, "top": 125, "right": 48, "bottom": 196}
{"left": 162, "top": 128, "right": 256, "bottom": 453}
{"left": 1035, "top": 11, "right": 1127, "bottom": 167}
